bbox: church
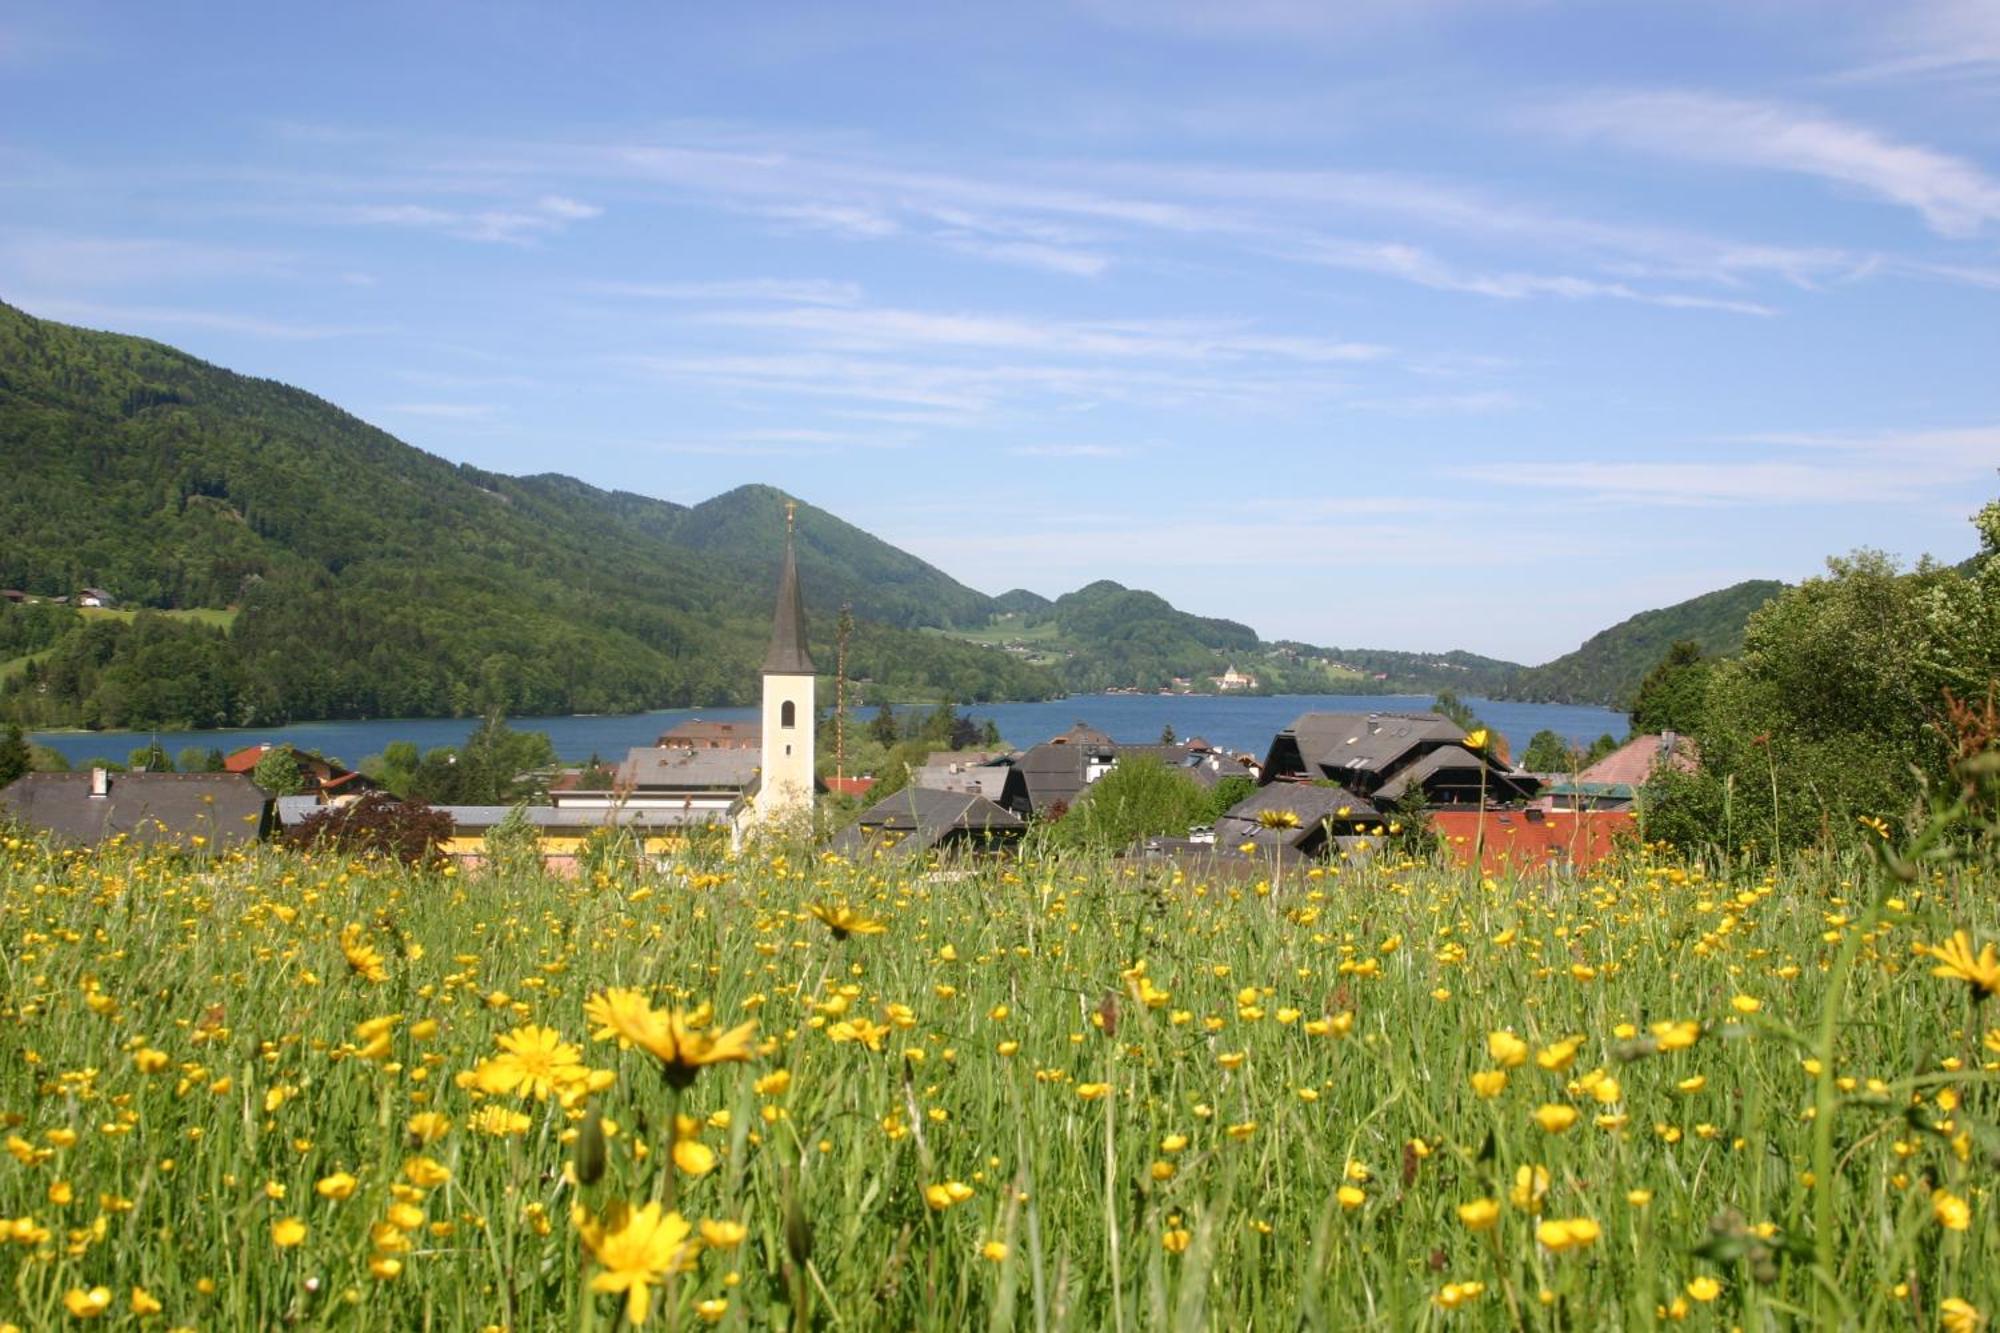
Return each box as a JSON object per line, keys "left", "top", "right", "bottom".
{"left": 752, "top": 500, "right": 817, "bottom": 830}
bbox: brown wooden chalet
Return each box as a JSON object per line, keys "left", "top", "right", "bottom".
{"left": 1259, "top": 711, "right": 1538, "bottom": 806}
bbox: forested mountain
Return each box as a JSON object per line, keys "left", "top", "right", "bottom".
{"left": 960, "top": 578, "right": 1523, "bottom": 695}
{"left": 0, "top": 300, "right": 1055, "bottom": 728}
{"left": 1498, "top": 580, "right": 1787, "bottom": 707}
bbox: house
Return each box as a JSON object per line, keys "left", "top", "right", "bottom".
{"left": 433, "top": 804, "right": 728, "bottom": 870}
{"left": 1260, "top": 712, "right": 1539, "bottom": 806}
{"left": 912, "top": 750, "right": 1014, "bottom": 800}
{"left": 0, "top": 590, "right": 26, "bottom": 604}
{"left": 1210, "top": 665, "right": 1258, "bottom": 691}
{"left": 552, "top": 746, "right": 761, "bottom": 817}
{"left": 655, "top": 719, "right": 760, "bottom": 750}
{"left": 832, "top": 787, "right": 1026, "bottom": 859}
{"left": 1536, "top": 733, "right": 1698, "bottom": 812}
{"left": 1211, "top": 783, "right": 1380, "bottom": 855}
{"left": 1431, "top": 808, "right": 1636, "bottom": 875}
{"left": 76, "top": 587, "right": 114, "bottom": 608}
{"left": 998, "top": 729, "right": 1250, "bottom": 818}
{"left": 0, "top": 770, "right": 274, "bottom": 850}
{"left": 222, "top": 743, "right": 379, "bottom": 803}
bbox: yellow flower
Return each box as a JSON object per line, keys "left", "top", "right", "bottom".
{"left": 1256, "top": 808, "right": 1302, "bottom": 830}
{"left": 1651, "top": 1019, "right": 1701, "bottom": 1052}
{"left": 1457, "top": 1198, "right": 1500, "bottom": 1231}
{"left": 1464, "top": 728, "right": 1490, "bottom": 750}
{"left": 1532, "top": 1104, "right": 1578, "bottom": 1134}
{"left": 339, "top": 923, "right": 388, "bottom": 983}
{"left": 696, "top": 1298, "right": 730, "bottom": 1323}
{"left": 1162, "top": 1228, "right": 1192, "bottom": 1255}
{"left": 1535, "top": 1039, "right": 1579, "bottom": 1073}
{"left": 129, "top": 1287, "right": 163, "bottom": 1316}
{"left": 403, "top": 1156, "right": 452, "bottom": 1188}
{"left": 699, "top": 1219, "right": 747, "bottom": 1250}
{"left": 584, "top": 990, "right": 757, "bottom": 1088}
{"left": 1509, "top": 1165, "right": 1550, "bottom": 1213}
{"left": 1940, "top": 1297, "right": 1984, "bottom": 1333}
{"left": 1435, "top": 1280, "right": 1487, "bottom": 1309}
{"left": 1686, "top": 1276, "right": 1722, "bottom": 1303}
{"left": 578, "top": 1202, "right": 698, "bottom": 1326}
{"left": 370, "top": 1256, "right": 404, "bottom": 1281}
{"left": 64, "top": 1287, "right": 113, "bottom": 1318}
{"left": 1928, "top": 931, "right": 2000, "bottom": 1000}
{"left": 315, "top": 1171, "right": 358, "bottom": 1201}
{"left": 672, "top": 1138, "right": 717, "bottom": 1177}
{"left": 806, "top": 902, "right": 888, "bottom": 940}
{"left": 1469, "top": 1070, "right": 1508, "bottom": 1099}
{"left": 406, "top": 1112, "right": 452, "bottom": 1145}
{"left": 271, "top": 1217, "right": 308, "bottom": 1248}
{"left": 981, "top": 1240, "right": 1009, "bottom": 1262}
{"left": 1934, "top": 1189, "right": 1972, "bottom": 1232}
{"left": 1535, "top": 1217, "right": 1600, "bottom": 1252}
{"left": 1487, "top": 1031, "right": 1529, "bottom": 1069}
{"left": 924, "top": 1181, "right": 975, "bottom": 1211}
{"left": 475, "top": 1025, "right": 586, "bottom": 1101}
{"left": 1337, "top": 1185, "right": 1366, "bottom": 1210}
{"left": 1076, "top": 1083, "right": 1111, "bottom": 1101}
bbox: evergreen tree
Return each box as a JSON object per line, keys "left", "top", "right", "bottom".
{"left": 869, "top": 700, "right": 898, "bottom": 748}
{"left": 0, "top": 723, "right": 30, "bottom": 788}
{"left": 1629, "top": 640, "right": 1712, "bottom": 735}
{"left": 1521, "top": 729, "right": 1575, "bottom": 773}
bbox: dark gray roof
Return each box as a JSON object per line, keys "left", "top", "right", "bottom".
{"left": 1214, "top": 783, "right": 1379, "bottom": 850}
{"left": 1000, "top": 741, "right": 1091, "bottom": 813}
{"left": 851, "top": 786, "right": 1026, "bottom": 833}
{"left": 1276, "top": 711, "right": 1464, "bottom": 776}
{"left": 0, "top": 772, "right": 272, "bottom": 849}
{"left": 835, "top": 786, "right": 1025, "bottom": 856}
{"left": 1373, "top": 744, "right": 1501, "bottom": 802}
{"left": 760, "top": 526, "right": 815, "bottom": 675}
{"left": 619, "top": 746, "right": 760, "bottom": 790}
{"left": 911, "top": 763, "right": 1010, "bottom": 799}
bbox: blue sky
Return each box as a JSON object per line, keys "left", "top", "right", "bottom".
{"left": 2, "top": 1, "right": 1996, "bottom": 663}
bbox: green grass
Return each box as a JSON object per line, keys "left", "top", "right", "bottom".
{"left": 76, "top": 606, "right": 239, "bottom": 629}
{"left": 0, "top": 834, "right": 1993, "bottom": 1330}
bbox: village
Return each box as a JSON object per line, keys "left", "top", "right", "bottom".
{"left": 0, "top": 517, "right": 1690, "bottom": 878}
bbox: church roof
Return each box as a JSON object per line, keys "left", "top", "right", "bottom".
{"left": 761, "top": 519, "right": 815, "bottom": 675}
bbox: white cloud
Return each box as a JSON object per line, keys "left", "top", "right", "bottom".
{"left": 585, "top": 278, "right": 864, "bottom": 305}
{"left": 330, "top": 193, "right": 603, "bottom": 244}
{"left": 1541, "top": 91, "right": 2000, "bottom": 237}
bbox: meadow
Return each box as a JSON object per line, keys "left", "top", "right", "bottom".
{"left": 0, "top": 829, "right": 1994, "bottom": 1331}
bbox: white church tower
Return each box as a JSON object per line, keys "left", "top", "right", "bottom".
{"left": 756, "top": 500, "right": 816, "bottom": 827}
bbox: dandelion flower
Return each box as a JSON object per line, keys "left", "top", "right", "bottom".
{"left": 806, "top": 902, "right": 888, "bottom": 940}
{"left": 578, "top": 1201, "right": 698, "bottom": 1326}
{"left": 475, "top": 1025, "right": 586, "bottom": 1100}
{"left": 1928, "top": 932, "right": 2000, "bottom": 1000}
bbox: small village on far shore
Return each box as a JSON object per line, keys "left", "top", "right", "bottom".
{"left": 2, "top": 514, "right": 1692, "bottom": 878}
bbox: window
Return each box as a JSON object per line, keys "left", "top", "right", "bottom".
{"left": 781, "top": 700, "right": 796, "bottom": 729}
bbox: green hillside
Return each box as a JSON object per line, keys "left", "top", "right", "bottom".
{"left": 949, "top": 579, "right": 1523, "bottom": 695}
{"left": 0, "top": 300, "right": 1056, "bottom": 728}
{"left": 1499, "top": 579, "right": 1788, "bottom": 707}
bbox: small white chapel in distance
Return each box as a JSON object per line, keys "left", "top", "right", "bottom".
{"left": 753, "top": 501, "right": 816, "bottom": 829}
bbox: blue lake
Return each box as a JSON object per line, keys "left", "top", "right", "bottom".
{"left": 30, "top": 693, "right": 1626, "bottom": 768}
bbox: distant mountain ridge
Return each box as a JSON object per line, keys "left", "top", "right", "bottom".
{"left": 1497, "top": 579, "right": 1788, "bottom": 708}
{"left": 2, "top": 298, "right": 1769, "bottom": 728}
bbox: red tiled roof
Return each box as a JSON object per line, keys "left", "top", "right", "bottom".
{"left": 1430, "top": 809, "right": 1637, "bottom": 875}
{"left": 1578, "top": 734, "right": 1698, "bottom": 787}
{"left": 223, "top": 743, "right": 273, "bottom": 774}
{"left": 826, "top": 776, "right": 877, "bottom": 798}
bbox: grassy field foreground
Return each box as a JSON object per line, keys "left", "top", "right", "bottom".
{"left": 0, "top": 834, "right": 1995, "bottom": 1330}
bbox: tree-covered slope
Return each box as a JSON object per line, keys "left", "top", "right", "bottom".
{"left": 1500, "top": 579, "right": 1787, "bottom": 707}
{"left": 0, "top": 300, "right": 1056, "bottom": 727}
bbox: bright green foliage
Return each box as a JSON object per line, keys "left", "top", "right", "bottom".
{"left": 1041, "top": 757, "right": 1249, "bottom": 851}
{"left": 1649, "top": 515, "right": 2000, "bottom": 858}
{"left": 1629, "top": 640, "right": 1713, "bottom": 735}
{"left": 1520, "top": 728, "right": 1575, "bottom": 773}
{"left": 250, "top": 747, "right": 305, "bottom": 796}
{"left": 1504, "top": 580, "right": 1786, "bottom": 707}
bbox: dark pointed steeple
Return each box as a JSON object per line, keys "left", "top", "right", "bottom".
{"left": 761, "top": 500, "right": 815, "bottom": 675}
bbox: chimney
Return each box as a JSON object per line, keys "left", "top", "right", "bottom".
{"left": 89, "top": 768, "right": 111, "bottom": 798}
{"left": 1660, "top": 730, "right": 1676, "bottom": 754}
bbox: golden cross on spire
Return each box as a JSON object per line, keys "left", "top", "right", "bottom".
{"left": 785, "top": 499, "right": 797, "bottom": 534}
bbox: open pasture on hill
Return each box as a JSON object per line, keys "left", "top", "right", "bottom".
{"left": 0, "top": 834, "right": 1994, "bottom": 1330}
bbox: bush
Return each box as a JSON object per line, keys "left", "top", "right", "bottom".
{"left": 284, "top": 793, "right": 452, "bottom": 866}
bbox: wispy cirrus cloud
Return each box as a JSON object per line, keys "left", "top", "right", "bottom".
{"left": 1447, "top": 424, "right": 2000, "bottom": 507}
{"left": 321, "top": 193, "right": 602, "bottom": 244}
{"left": 1537, "top": 91, "right": 2000, "bottom": 237}
{"left": 584, "top": 277, "right": 864, "bottom": 305}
